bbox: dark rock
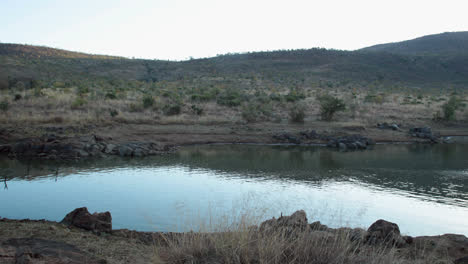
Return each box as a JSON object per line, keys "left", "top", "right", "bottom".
{"left": 259, "top": 210, "right": 309, "bottom": 236}
{"left": 338, "top": 142, "right": 347, "bottom": 151}
{"left": 326, "top": 135, "right": 374, "bottom": 151}
{"left": 377, "top": 123, "right": 400, "bottom": 131}
{"left": 0, "top": 238, "right": 104, "bottom": 264}
{"left": 61, "top": 207, "right": 112, "bottom": 234}
{"left": 273, "top": 133, "right": 301, "bottom": 144}
{"left": 355, "top": 141, "right": 367, "bottom": 149}
{"left": 300, "top": 130, "right": 318, "bottom": 139}
{"left": 409, "top": 127, "right": 440, "bottom": 143}
{"left": 349, "top": 228, "right": 367, "bottom": 242}
{"left": 104, "top": 144, "right": 117, "bottom": 154}
{"left": 310, "top": 221, "right": 329, "bottom": 231}
{"left": 365, "top": 219, "right": 406, "bottom": 247}
{"left": 0, "top": 144, "right": 11, "bottom": 153}
{"left": 12, "top": 141, "right": 31, "bottom": 153}
{"left": 403, "top": 235, "right": 413, "bottom": 244}
{"left": 118, "top": 145, "right": 134, "bottom": 157}
{"left": 455, "top": 256, "right": 468, "bottom": 264}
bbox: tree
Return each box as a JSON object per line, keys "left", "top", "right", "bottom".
{"left": 317, "top": 95, "right": 346, "bottom": 121}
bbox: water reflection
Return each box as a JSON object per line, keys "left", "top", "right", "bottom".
{"left": 1, "top": 143, "right": 467, "bottom": 235}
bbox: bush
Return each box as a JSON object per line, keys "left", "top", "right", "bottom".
{"left": 105, "top": 91, "right": 117, "bottom": 99}
{"left": 0, "top": 100, "right": 9, "bottom": 112}
{"left": 129, "top": 103, "right": 144, "bottom": 112}
{"left": 217, "top": 90, "right": 243, "bottom": 107}
{"left": 442, "top": 96, "right": 462, "bottom": 120}
{"left": 71, "top": 97, "right": 87, "bottom": 109}
{"left": 164, "top": 104, "right": 182, "bottom": 115}
{"left": 109, "top": 109, "right": 119, "bottom": 117}
{"left": 317, "top": 94, "right": 346, "bottom": 121}
{"left": 142, "top": 95, "right": 155, "bottom": 108}
{"left": 77, "top": 86, "right": 89, "bottom": 95}
{"left": 241, "top": 102, "right": 273, "bottom": 123}
{"left": 364, "top": 94, "right": 385, "bottom": 104}
{"left": 285, "top": 90, "right": 306, "bottom": 102}
{"left": 289, "top": 103, "right": 306, "bottom": 123}
{"left": 191, "top": 105, "right": 203, "bottom": 115}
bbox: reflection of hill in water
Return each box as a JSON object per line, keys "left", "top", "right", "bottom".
{"left": 1, "top": 144, "right": 467, "bottom": 205}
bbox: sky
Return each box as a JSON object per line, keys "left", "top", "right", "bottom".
{"left": 1, "top": 0, "right": 468, "bottom": 61}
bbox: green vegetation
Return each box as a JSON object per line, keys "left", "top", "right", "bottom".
{"left": 317, "top": 95, "right": 346, "bottom": 121}
{"left": 289, "top": 103, "right": 306, "bottom": 123}
{"left": 441, "top": 96, "right": 463, "bottom": 120}
{"left": 71, "top": 97, "right": 87, "bottom": 109}
{"left": 1, "top": 32, "right": 468, "bottom": 125}
{"left": 0, "top": 100, "right": 9, "bottom": 112}
{"left": 142, "top": 95, "right": 155, "bottom": 109}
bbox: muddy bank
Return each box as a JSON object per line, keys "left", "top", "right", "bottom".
{"left": 1, "top": 208, "right": 467, "bottom": 264}
{"left": 1, "top": 122, "right": 465, "bottom": 160}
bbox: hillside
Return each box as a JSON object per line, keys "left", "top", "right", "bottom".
{"left": 360, "top": 31, "right": 468, "bottom": 56}
{"left": 1, "top": 36, "right": 468, "bottom": 91}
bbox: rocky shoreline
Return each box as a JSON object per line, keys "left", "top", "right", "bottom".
{"left": 1, "top": 208, "right": 467, "bottom": 263}
{"left": 0, "top": 124, "right": 458, "bottom": 160}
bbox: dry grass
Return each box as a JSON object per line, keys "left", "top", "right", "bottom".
{"left": 154, "top": 222, "right": 451, "bottom": 264}
{"left": 0, "top": 87, "right": 466, "bottom": 130}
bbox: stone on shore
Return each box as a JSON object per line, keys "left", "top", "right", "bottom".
{"left": 60, "top": 207, "right": 112, "bottom": 234}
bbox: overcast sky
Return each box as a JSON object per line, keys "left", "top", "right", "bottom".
{"left": 2, "top": 0, "right": 467, "bottom": 60}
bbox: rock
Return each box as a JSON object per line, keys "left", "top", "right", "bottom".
{"left": 273, "top": 133, "right": 301, "bottom": 144}
{"left": 409, "top": 127, "right": 440, "bottom": 143}
{"left": 349, "top": 228, "right": 367, "bottom": 243}
{"left": 259, "top": 210, "right": 309, "bottom": 236}
{"left": 355, "top": 141, "right": 367, "bottom": 149}
{"left": 103, "top": 144, "right": 117, "bottom": 154}
{"left": 75, "top": 149, "right": 89, "bottom": 158}
{"left": 118, "top": 145, "right": 134, "bottom": 157}
{"left": 60, "top": 207, "right": 112, "bottom": 234}
{"left": 338, "top": 142, "right": 347, "bottom": 151}
{"left": 455, "top": 256, "right": 468, "bottom": 264}
{"left": 377, "top": 123, "right": 400, "bottom": 131}
{"left": 326, "top": 135, "right": 374, "bottom": 151}
{"left": 300, "top": 130, "right": 318, "bottom": 139}
{"left": 310, "top": 221, "right": 329, "bottom": 231}
{"left": 0, "top": 238, "right": 105, "bottom": 264}
{"left": 365, "top": 219, "right": 406, "bottom": 247}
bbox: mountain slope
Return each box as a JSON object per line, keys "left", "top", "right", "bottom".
{"left": 1, "top": 32, "right": 468, "bottom": 91}
{"left": 360, "top": 31, "right": 468, "bottom": 56}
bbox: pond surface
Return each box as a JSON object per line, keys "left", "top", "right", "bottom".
{"left": 1, "top": 143, "right": 467, "bottom": 236}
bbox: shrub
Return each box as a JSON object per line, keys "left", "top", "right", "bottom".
{"left": 129, "top": 103, "right": 144, "bottom": 112}
{"left": 77, "top": 86, "right": 89, "bottom": 95}
{"left": 317, "top": 94, "right": 346, "bottom": 121}
{"left": 0, "top": 100, "right": 9, "bottom": 112}
{"left": 105, "top": 91, "right": 117, "bottom": 99}
{"left": 71, "top": 97, "right": 87, "bottom": 109}
{"left": 217, "top": 90, "right": 243, "bottom": 107}
{"left": 442, "top": 96, "right": 462, "bottom": 120}
{"left": 109, "top": 109, "right": 119, "bottom": 117}
{"left": 242, "top": 102, "right": 273, "bottom": 123}
{"left": 364, "top": 94, "right": 385, "bottom": 104}
{"left": 191, "top": 105, "right": 203, "bottom": 115}
{"left": 285, "top": 90, "right": 306, "bottom": 102}
{"left": 164, "top": 104, "right": 182, "bottom": 115}
{"left": 289, "top": 103, "right": 306, "bottom": 123}
{"left": 142, "top": 95, "right": 155, "bottom": 108}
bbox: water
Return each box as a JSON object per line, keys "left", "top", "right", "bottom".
{"left": 1, "top": 143, "right": 467, "bottom": 236}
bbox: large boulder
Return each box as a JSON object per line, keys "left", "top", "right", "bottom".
{"left": 259, "top": 210, "right": 309, "bottom": 236}
{"left": 365, "top": 219, "right": 407, "bottom": 247}
{"left": 60, "top": 207, "right": 112, "bottom": 234}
